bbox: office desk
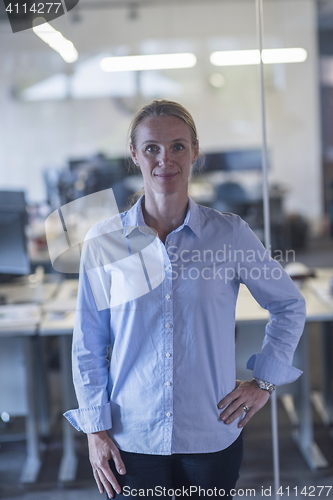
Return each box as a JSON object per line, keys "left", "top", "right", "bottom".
{"left": 0, "top": 279, "right": 59, "bottom": 305}
{"left": 306, "top": 269, "right": 333, "bottom": 432}
{"left": 0, "top": 304, "right": 40, "bottom": 483}
{"left": 236, "top": 276, "right": 333, "bottom": 470}
{"left": 40, "top": 280, "right": 78, "bottom": 482}
{"left": 0, "top": 280, "right": 59, "bottom": 483}
{"left": 280, "top": 285, "right": 333, "bottom": 470}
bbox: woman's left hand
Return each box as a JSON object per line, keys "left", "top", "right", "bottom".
{"left": 217, "top": 380, "right": 270, "bottom": 428}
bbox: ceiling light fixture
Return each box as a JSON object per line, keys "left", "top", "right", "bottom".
{"left": 210, "top": 48, "right": 307, "bottom": 67}
{"left": 33, "top": 18, "right": 78, "bottom": 63}
{"left": 262, "top": 48, "right": 307, "bottom": 64}
{"left": 100, "top": 53, "right": 197, "bottom": 72}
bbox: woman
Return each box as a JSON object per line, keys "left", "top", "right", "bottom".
{"left": 65, "top": 99, "right": 306, "bottom": 499}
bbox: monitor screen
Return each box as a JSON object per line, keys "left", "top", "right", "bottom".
{"left": 0, "top": 191, "right": 30, "bottom": 276}
{"left": 201, "top": 153, "right": 226, "bottom": 172}
{"left": 200, "top": 149, "right": 267, "bottom": 173}
{"left": 224, "top": 149, "right": 264, "bottom": 171}
{"left": 0, "top": 190, "right": 26, "bottom": 213}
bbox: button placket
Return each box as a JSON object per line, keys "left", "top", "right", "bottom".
{"left": 160, "top": 239, "right": 174, "bottom": 435}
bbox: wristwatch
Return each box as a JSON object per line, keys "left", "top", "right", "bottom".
{"left": 253, "top": 377, "right": 276, "bottom": 394}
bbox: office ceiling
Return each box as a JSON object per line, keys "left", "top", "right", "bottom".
{"left": 73, "top": 0, "right": 333, "bottom": 30}
{"left": 1, "top": 0, "right": 333, "bottom": 28}
{"left": 1, "top": 0, "right": 333, "bottom": 97}
{"left": 83, "top": 0, "right": 333, "bottom": 31}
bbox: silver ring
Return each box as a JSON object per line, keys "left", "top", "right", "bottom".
{"left": 242, "top": 405, "right": 250, "bottom": 411}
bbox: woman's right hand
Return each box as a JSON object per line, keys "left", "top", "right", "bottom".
{"left": 87, "top": 430, "right": 126, "bottom": 498}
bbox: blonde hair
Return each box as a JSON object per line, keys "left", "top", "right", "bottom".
{"left": 129, "top": 99, "right": 199, "bottom": 152}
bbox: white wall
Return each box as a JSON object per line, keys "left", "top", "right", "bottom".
{"left": 0, "top": 0, "right": 322, "bottom": 232}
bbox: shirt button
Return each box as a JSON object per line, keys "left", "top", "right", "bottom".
{"left": 165, "top": 323, "right": 171, "bottom": 328}
{"left": 166, "top": 381, "right": 172, "bottom": 386}
{"left": 167, "top": 241, "right": 172, "bottom": 245}
{"left": 165, "top": 294, "right": 171, "bottom": 300}
{"left": 166, "top": 412, "right": 172, "bottom": 417}
{"left": 165, "top": 266, "right": 171, "bottom": 271}
{"left": 165, "top": 352, "right": 171, "bottom": 357}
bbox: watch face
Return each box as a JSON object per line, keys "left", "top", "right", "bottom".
{"left": 254, "top": 378, "right": 275, "bottom": 393}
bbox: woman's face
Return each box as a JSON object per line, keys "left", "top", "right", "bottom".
{"left": 130, "top": 115, "right": 199, "bottom": 198}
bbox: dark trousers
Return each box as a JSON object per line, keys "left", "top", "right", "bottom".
{"left": 107, "top": 433, "right": 243, "bottom": 500}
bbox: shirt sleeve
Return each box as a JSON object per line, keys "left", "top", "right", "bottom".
{"left": 234, "top": 216, "right": 306, "bottom": 386}
{"left": 63, "top": 232, "right": 112, "bottom": 433}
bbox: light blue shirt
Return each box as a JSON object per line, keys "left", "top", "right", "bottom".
{"left": 64, "top": 196, "right": 306, "bottom": 454}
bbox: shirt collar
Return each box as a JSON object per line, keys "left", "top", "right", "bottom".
{"left": 122, "top": 195, "right": 201, "bottom": 238}
{"left": 184, "top": 197, "right": 201, "bottom": 238}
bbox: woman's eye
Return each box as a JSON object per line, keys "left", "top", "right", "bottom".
{"left": 174, "top": 143, "right": 185, "bottom": 151}
{"left": 146, "top": 145, "right": 158, "bottom": 153}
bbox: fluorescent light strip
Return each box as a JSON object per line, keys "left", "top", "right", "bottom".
{"left": 210, "top": 48, "right": 307, "bottom": 66}
{"left": 211, "top": 50, "right": 259, "bottom": 66}
{"left": 33, "top": 18, "right": 78, "bottom": 63}
{"left": 262, "top": 48, "right": 307, "bottom": 64}
{"left": 100, "top": 53, "right": 197, "bottom": 72}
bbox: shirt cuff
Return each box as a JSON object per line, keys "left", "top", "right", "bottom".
{"left": 246, "top": 353, "right": 303, "bottom": 386}
{"left": 63, "top": 402, "right": 112, "bottom": 433}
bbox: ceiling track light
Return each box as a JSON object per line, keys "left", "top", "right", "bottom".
{"left": 33, "top": 18, "right": 78, "bottom": 63}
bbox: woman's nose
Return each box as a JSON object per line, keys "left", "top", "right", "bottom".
{"left": 158, "top": 149, "right": 173, "bottom": 166}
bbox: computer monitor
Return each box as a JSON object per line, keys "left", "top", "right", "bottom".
{"left": 0, "top": 190, "right": 26, "bottom": 214}
{"left": 224, "top": 149, "right": 265, "bottom": 171}
{"left": 201, "top": 153, "right": 226, "bottom": 172}
{"left": 0, "top": 191, "right": 30, "bottom": 279}
{"left": 199, "top": 148, "right": 267, "bottom": 173}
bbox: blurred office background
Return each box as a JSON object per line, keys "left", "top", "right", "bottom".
{"left": 1, "top": 0, "right": 333, "bottom": 498}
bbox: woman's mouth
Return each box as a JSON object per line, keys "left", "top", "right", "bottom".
{"left": 154, "top": 172, "right": 178, "bottom": 179}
